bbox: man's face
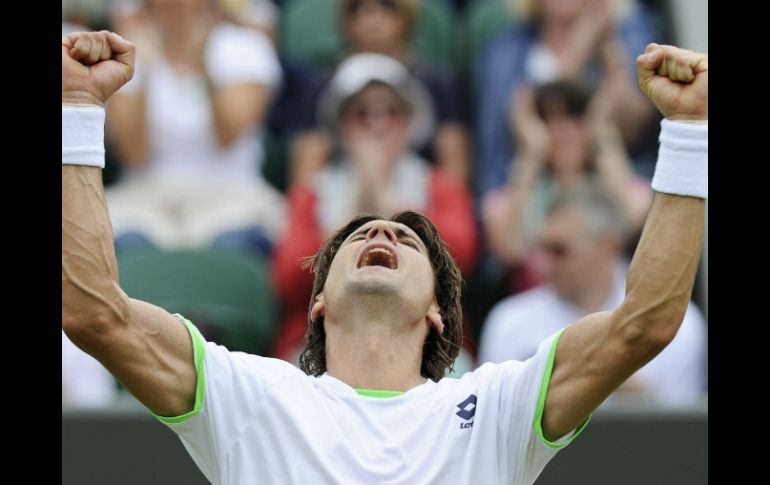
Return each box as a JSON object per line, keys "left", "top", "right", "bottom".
{"left": 320, "top": 219, "right": 437, "bottom": 323}
{"left": 535, "top": 207, "right": 610, "bottom": 301}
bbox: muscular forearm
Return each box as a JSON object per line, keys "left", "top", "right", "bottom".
{"left": 62, "top": 164, "right": 198, "bottom": 415}
{"left": 615, "top": 193, "right": 704, "bottom": 345}
{"left": 61, "top": 31, "right": 136, "bottom": 342}
{"left": 62, "top": 166, "right": 129, "bottom": 333}
{"left": 613, "top": 46, "right": 708, "bottom": 341}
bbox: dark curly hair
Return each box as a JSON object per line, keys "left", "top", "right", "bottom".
{"left": 298, "top": 211, "right": 463, "bottom": 382}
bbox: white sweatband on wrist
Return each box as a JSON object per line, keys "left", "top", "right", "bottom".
{"left": 651, "top": 119, "right": 708, "bottom": 198}
{"left": 62, "top": 105, "right": 105, "bottom": 169}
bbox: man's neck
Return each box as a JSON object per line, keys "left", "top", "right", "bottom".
{"left": 324, "top": 307, "right": 428, "bottom": 392}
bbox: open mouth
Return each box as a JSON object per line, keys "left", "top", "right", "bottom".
{"left": 357, "top": 244, "right": 398, "bottom": 270}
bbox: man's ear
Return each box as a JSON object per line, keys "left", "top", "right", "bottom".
{"left": 426, "top": 302, "right": 444, "bottom": 335}
{"left": 310, "top": 294, "right": 326, "bottom": 323}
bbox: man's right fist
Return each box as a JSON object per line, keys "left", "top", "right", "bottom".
{"left": 62, "top": 31, "right": 135, "bottom": 107}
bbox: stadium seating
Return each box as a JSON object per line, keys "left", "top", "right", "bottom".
{"left": 117, "top": 248, "right": 278, "bottom": 356}
{"left": 262, "top": 128, "right": 289, "bottom": 193}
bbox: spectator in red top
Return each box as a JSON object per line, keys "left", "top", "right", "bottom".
{"left": 272, "top": 53, "right": 478, "bottom": 362}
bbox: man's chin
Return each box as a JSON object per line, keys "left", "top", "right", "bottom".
{"left": 345, "top": 272, "right": 401, "bottom": 296}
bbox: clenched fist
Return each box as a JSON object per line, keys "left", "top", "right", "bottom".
{"left": 636, "top": 43, "right": 707, "bottom": 121}
{"left": 62, "top": 31, "right": 135, "bottom": 107}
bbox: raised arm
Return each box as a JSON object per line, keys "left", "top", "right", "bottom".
{"left": 61, "top": 31, "right": 197, "bottom": 417}
{"left": 540, "top": 44, "right": 708, "bottom": 440}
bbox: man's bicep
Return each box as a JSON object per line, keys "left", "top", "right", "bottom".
{"left": 541, "top": 311, "right": 649, "bottom": 441}
{"left": 87, "top": 298, "right": 198, "bottom": 418}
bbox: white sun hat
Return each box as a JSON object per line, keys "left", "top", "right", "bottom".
{"left": 317, "top": 53, "right": 436, "bottom": 149}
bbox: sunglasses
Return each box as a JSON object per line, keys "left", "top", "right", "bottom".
{"left": 347, "top": 0, "right": 399, "bottom": 15}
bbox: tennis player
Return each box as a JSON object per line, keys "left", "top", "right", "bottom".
{"left": 62, "top": 30, "right": 707, "bottom": 484}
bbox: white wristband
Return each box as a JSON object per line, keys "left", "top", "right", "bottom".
{"left": 62, "top": 105, "right": 105, "bottom": 169}
{"left": 651, "top": 119, "right": 708, "bottom": 198}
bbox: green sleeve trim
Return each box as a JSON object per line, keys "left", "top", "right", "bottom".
{"left": 152, "top": 315, "right": 207, "bottom": 424}
{"left": 533, "top": 327, "right": 591, "bottom": 449}
{"left": 355, "top": 389, "right": 405, "bottom": 398}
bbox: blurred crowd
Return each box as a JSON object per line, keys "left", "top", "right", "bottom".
{"left": 62, "top": 0, "right": 707, "bottom": 409}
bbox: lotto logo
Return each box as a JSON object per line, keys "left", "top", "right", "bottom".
{"left": 456, "top": 394, "right": 477, "bottom": 421}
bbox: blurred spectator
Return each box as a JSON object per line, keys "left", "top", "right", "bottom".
{"left": 475, "top": 0, "right": 660, "bottom": 197}
{"left": 62, "top": 331, "right": 116, "bottom": 408}
{"left": 478, "top": 188, "right": 707, "bottom": 407}
{"left": 345, "top": 0, "right": 470, "bottom": 181}
{"left": 292, "top": 0, "right": 471, "bottom": 186}
{"left": 273, "top": 54, "right": 478, "bottom": 362}
{"left": 482, "top": 79, "right": 652, "bottom": 292}
{"left": 105, "top": 0, "right": 285, "bottom": 254}
{"left": 219, "top": 0, "right": 325, "bottom": 195}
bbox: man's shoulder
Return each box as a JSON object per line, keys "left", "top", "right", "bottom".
{"left": 205, "top": 342, "right": 305, "bottom": 380}
{"left": 437, "top": 360, "right": 529, "bottom": 395}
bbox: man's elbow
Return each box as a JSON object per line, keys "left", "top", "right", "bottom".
{"left": 62, "top": 283, "right": 130, "bottom": 350}
{"left": 615, "top": 303, "right": 685, "bottom": 353}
